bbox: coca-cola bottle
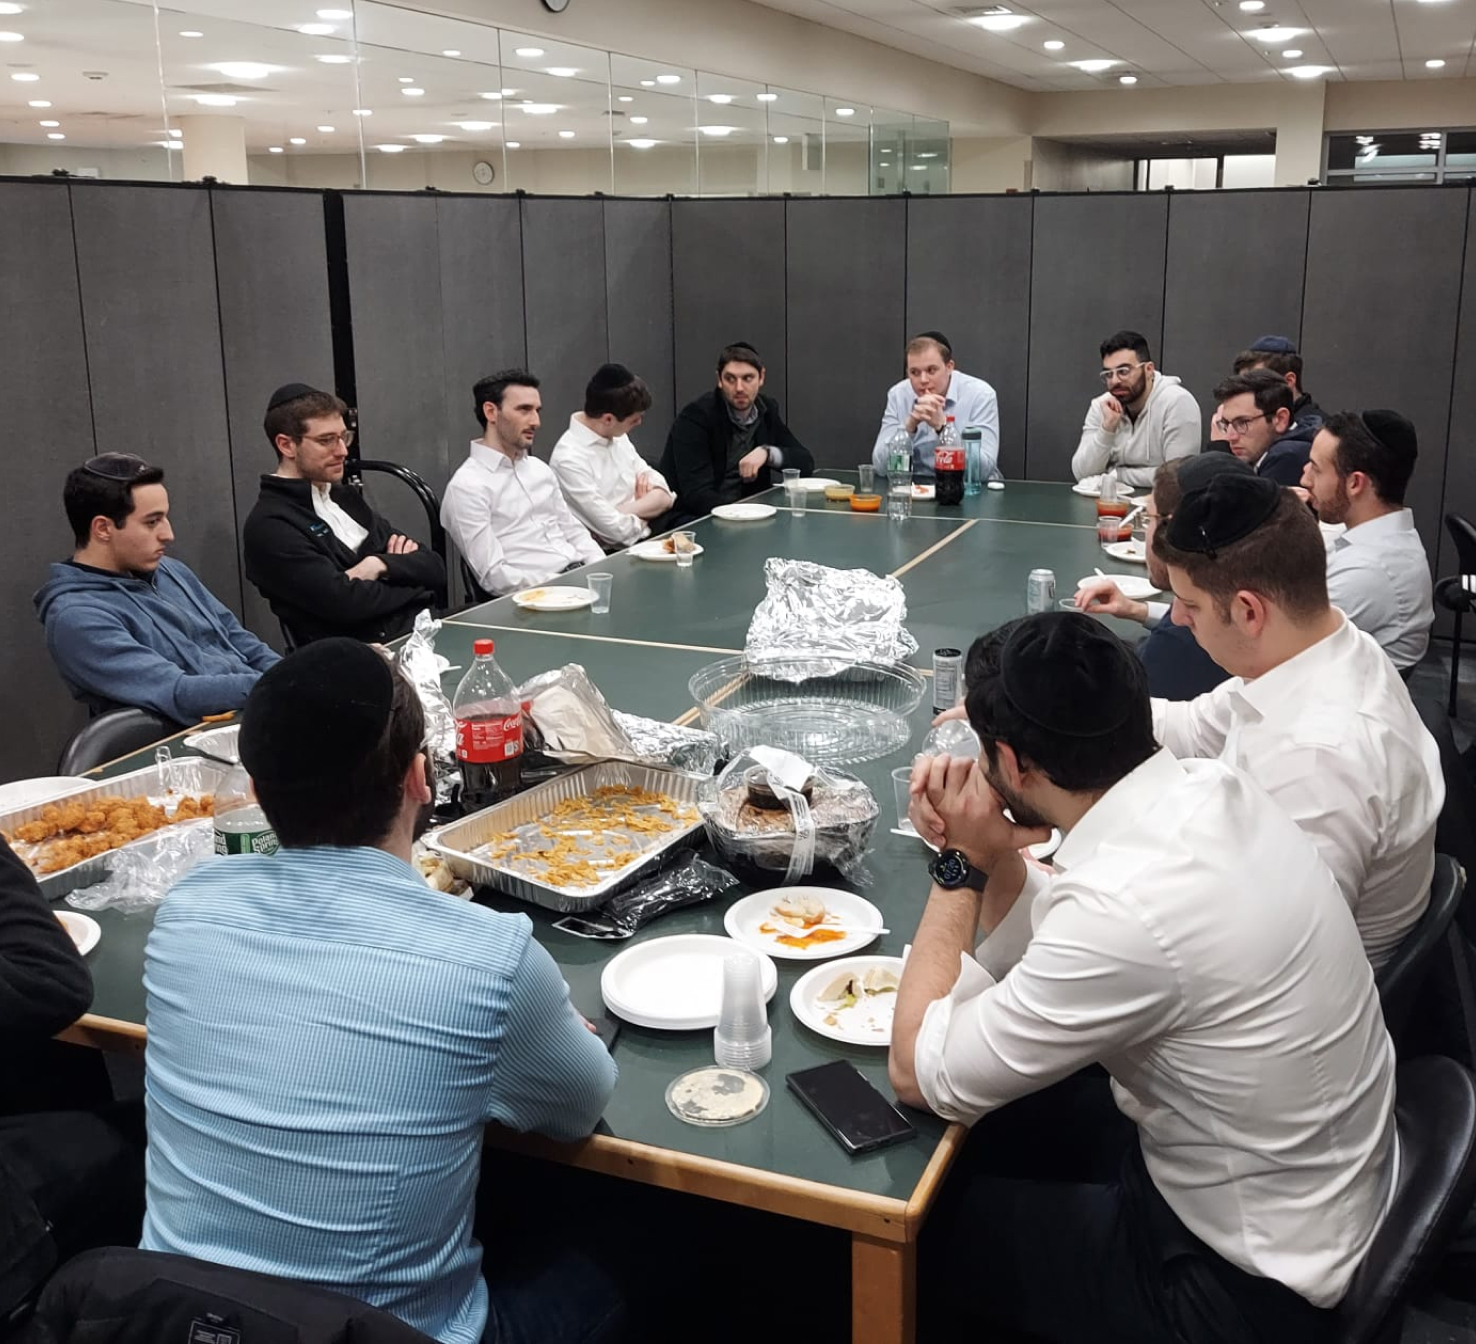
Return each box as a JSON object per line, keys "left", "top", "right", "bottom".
{"left": 935, "top": 416, "right": 964, "bottom": 506}
{"left": 452, "top": 639, "right": 523, "bottom": 810}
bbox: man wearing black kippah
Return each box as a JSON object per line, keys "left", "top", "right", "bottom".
{"left": 657, "top": 342, "right": 813, "bottom": 522}
{"left": 890, "top": 611, "right": 1396, "bottom": 1344}
{"left": 1152, "top": 472, "right": 1442, "bottom": 971}
{"left": 869, "top": 331, "right": 1000, "bottom": 482}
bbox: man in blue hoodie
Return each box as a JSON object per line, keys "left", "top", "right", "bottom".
{"left": 34, "top": 454, "right": 279, "bottom": 725}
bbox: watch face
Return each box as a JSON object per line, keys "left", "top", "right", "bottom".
{"left": 930, "top": 850, "right": 968, "bottom": 888}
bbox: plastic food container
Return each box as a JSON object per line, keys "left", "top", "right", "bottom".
{"left": 824, "top": 484, "right": 855, "bottom": 502}
{"left": 849, "top": 493, "right": 882, "bottom": 512}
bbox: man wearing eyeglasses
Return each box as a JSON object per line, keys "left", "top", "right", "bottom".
{"left": 1072, "top": 331, "right": 1201, "bottom": 490}
{"left": 1211, "top": 369, "right": 1316, "bottom": 486}
{"left": 243, "top": 384, "right": 446, "bottom": 646}
{"left": 35, "top": 454, "right": 279, "bottom": 726}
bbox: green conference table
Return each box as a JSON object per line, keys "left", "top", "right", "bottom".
{"left": 54, "top": 475, "right": 1144, "bottom": 1344}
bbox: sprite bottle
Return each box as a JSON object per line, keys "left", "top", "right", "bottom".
{"left": 212, "top": 762, "right": 280, "bottom": 856}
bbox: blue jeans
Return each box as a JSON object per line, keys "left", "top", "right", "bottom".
{"left": 481, "top": 1244, "right": 625, "bottom": 1344}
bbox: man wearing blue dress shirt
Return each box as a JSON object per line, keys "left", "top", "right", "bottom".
{"left": 872, "top": 331, "right": 1000, "bottom": 481}
{"left": 142, "top": 639, "right": 622, "bottom": 1344}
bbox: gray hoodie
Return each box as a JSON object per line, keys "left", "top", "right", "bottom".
{"left": 1072, "top": 372, "right": 1202, "bottom": 490}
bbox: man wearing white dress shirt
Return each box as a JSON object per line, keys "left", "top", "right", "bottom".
{"left": 871, "top": 331, "right": 1000, "bottom": 480}
{"left": 550, "top": 364, "right": 674, "bottom": 548}
{"left": 1301, "top": 409, "right": 1434, "bottom": 670}
{"left": 894, "top": 612, "right": 1395, "bottom": 1344}
{"left": 1154, "top": 472, "right": 1442, "bottom": 970}
{"left": 441, "top": 370, "right": 604, "bottom": 597}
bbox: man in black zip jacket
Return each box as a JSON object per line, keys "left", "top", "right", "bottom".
{"left": 657, "top": 343, "right": 814, "bottom": 523}
{"left": 243, "top": 384, "right": 446, "bottom": 647}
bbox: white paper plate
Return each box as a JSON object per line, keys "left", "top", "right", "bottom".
{"left": 1102, "top": 539, "right": 1147, "bottom": 564}
{"left": 712, "top": 502, "right": 777, "bottom": 522}
{"left": 0, "top": 777, "right": 91, "bottom": 811}
{"left": 790, "top": 955, "right": 905, "bottom": 1047}
{"left": 512, "top": 586, "right": 597, "bottom": 612}
{"left": 629, "top": 539, "right": 706, "bottom": 562}
{"left": 1077, "top": 573, "right": 1160, "bottom": 600}
{"left": 601, "top": 934, "right": 778, "bottom": 1030}
{"left": 723, "top": 887, "right": 882, "bottom": 961}
{"left": 793, "top": 477, "right": 841, "bottom": 491}
{"left": 56, "top": 910, "right": 100, "bottom": 956}
{"left": 911, "top": 483, "right": 937, "bottom": 500}
{"left": 1072, "top": 478, "right": 1138, "bottom": 499}
{"left": 182, "top": 724, "right": 240, "bottom": 764}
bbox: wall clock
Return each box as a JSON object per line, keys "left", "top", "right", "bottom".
{"left": 472, "top": 160, "right": 496, "bottom": 186}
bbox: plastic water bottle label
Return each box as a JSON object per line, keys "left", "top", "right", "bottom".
{"left": 214, "top": 826, "right": 280, "bottom": 856}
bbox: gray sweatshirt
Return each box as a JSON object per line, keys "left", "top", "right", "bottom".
{"left": 1072, "top": 373, "right": 1202, "bottom": 489}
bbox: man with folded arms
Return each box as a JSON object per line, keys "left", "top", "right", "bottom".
{"left": 550, "top": 363, "right": 674, "bottom": 548}
{"left": 895, "top": 612, "right": 1395, "bottom": 1344}
{"left": 870, "top": 331, "right": 1000, "bottom": 481}
{"left": 1153, "top": 472, "right": 1442, "bottom": 969}
{"left": 143, "top": 639, "right": 622, "bottom": 1344}
{"left": 442, "top": 370, "right": 605, "bottom": 597}
{"left": 1301, "top": 409, "right": 1434, "bottom": 671}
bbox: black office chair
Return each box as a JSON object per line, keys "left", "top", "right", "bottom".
{"left": 56, "top": 709, "right": 182, "bottom": 775}
{"left": 1336, "top": 1056, "right": 1476, "bottom": 1344}
{"left": 15, "top": 1247, "right": 438, "bottom": 1344}
{"left": 1376, "top": 855, "right": 1465, "bottom": 1049}
{"left": 458, "top": 555, "right": 492, "bottom": 607}
{"left": 348, "top": 459, "right": 449, "bottom": 611}
{"left": 1435, "top": 512, "right": 1476, "bottom": 718}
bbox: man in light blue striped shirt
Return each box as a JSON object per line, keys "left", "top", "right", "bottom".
{"left": 871, "top": 331, "right": 1001, "bottom": 481}
{"left": 143, "top": 639, "right": 620, "bottom": 1344}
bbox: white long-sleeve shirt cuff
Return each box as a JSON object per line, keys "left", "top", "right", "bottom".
{"left": 767, "top": 446, "right": 784, "bottom": 468}
{"left": 915, "top": 953, "right": 999, "bottom": 1122}
{"left": 1145, "top": 600, "right": 1169, "bottom": 630}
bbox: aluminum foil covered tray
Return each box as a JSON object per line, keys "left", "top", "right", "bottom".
{"left": 425, "top": 762, "right": 706, "bottom": 913}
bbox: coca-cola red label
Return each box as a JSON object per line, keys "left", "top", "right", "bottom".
{"left": 935, "top": 446, "right": 964, "bottom": 471}
{"left": 456, "top": 714, "right": 523, "bottom": 764}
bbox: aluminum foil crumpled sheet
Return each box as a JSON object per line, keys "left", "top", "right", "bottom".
{"left": 395, "top": 610, "right": 460, "bottom": 806}
{"left": 745, "top": 559, "right": 918, "bottom": 680}
{"left": 515, "top": 664, "right": 719, "bottom": 776}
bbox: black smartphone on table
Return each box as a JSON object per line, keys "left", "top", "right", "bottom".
{"left": 787, "top": 1060, "right": 917, "bottom": 1155}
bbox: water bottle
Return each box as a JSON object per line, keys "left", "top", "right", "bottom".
{"left": 886, "top": 429, "right": 912, "bottom": 521}
{"left": 963, "top": 426, "right": 984, "bottom": 497}
{"left": 213, "top": 762, "right": 280, "bottom": 856}
{"left": 453, "top": 639, "right": 524, "bottom": 810}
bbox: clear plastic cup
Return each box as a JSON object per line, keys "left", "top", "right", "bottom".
{"left": 891, "top": 765, "right": 916, "bottom": 833}
{"left": 674, "top": 531, "right": 696, "bottom": 568}
{"left": 714, "top": 951, "right": 772, "bottom": 1070}
{"left": 587, "top": 572, "right": 613, "bottom": 614}
{"left": 858, "top": 464, "right": 875, "bottom": 493}
{"left": 782, "top": 468, "right": 801, "bottom": 488}
{"left": 1097, "top": 516, "right": 1124, "bottom": 548}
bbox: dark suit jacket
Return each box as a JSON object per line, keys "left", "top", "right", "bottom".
{"left": 1137, "top": 618, "right": 1230, "bottom": 702}
{"left": 657, "top": 389, "right": 814, "bottom": 520}
{"left": 243, "top": 476, "right": 445, "bottom": 646}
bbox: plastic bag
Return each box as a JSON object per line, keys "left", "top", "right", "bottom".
{"left": 553, "top": 854, "right": 739, "bottom": 940}
{"left": 64, "top": 817, "right": 215, "bottom": 913}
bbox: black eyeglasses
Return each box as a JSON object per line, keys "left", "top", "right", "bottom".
{"left": 82, "top": 453, "right": 154, "bottom": 481}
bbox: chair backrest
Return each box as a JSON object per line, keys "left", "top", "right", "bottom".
{"left": 1377, "top": 854, "right": 1465, "bottom": 1044}
{"left": 1337, "top": 1056, "right": 1476, "bottom": 1344}
{"left": 1446, "top": 512, "right": 1476, "bottom": 575}
{"left": 56, "top": 708, "right": 181, "bottom": 775}
{"left": 349, "top": 459, "right": 448, "bottom": 610}
{"left": 19, "top": 1247, "right": 439, "bottom": 1344}
{"left": 1412, "top": 696, "right": 1476, "bottom": 936}
{"left": 458, "top": 555, "right": 492, "bottom": 607}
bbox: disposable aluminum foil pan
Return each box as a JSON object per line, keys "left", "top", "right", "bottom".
{"left": 0, "top": 758, "right": 229, "bottom": 899}
{"left": 425, "top": 762, "right": 705, "bottom": 914}
{"left": 182, "top": 724, "right": 240, "bottom": 764}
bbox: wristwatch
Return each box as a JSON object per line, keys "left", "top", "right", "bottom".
{"left": 928, "top": 848, "right": 987, "bottom": 893}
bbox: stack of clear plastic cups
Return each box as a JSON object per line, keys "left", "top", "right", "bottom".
{"left": 714, "top": 950, "right": 772, "bottom": 1070}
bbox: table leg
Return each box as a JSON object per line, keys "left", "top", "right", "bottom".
{"left": 851, "top": 1232, "right": 916, "bottom": 1344}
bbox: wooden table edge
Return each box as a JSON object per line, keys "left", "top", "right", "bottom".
{"left": 59, "top": 1012, "right": 146, "bottom": 1054}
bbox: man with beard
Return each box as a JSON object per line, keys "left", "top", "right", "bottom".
{"left": 1073, "top": 452, "right": 1247, "bottom": 699}
{"left": 142, "top": 639, "right": 621, "bottom": 1344}
{"left": 893, "top": 612, "right": 1396, "bottom": 1344}
{"left": 870, "top": 331, "right": 1000, "bottom": 481}
{"left": 1302, "top": 410, "right": 1434, "bottom": 671}
{"left": 1072, "top": 330, "right": 1201, "bottom": 489}
{"left": 658, "top": 341, "right": 814, "bottom": 522}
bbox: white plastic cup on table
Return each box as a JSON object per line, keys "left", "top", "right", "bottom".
{"left": 858, "top": 464, "right": 875, "bottom": 493}
{"left": 1097, "top": 515, "right": 1126, "bottom": 548}
{"left": 587, "top": 572, "right": 613, "bottom": 614}
{"left": 674, "top": 530, "right": 697, "bottom": 568}
{"left": 891, "top": 765, "right": 916, "bottom": 834}
{"left": 714, "top": 951, "right": 772, "bottom": 1070}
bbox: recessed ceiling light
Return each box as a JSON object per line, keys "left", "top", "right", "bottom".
{"left": 501, "top": 88, "right": 516, "bottom": 95}
{"left": 1043, "top": 39, "right": 1065, "bottom": 50}
{"left": 558, "top": 129, "right": 575, "bottom": 138}
{"left": 656, "top": 73, "right": 681, "bottom": 84}
{"left": 178, "top": 29, "right": 202, "bottom": 37}
{"left": 402, "top": 87, "right": 425, "bottom": 96}
{"left": 211, "top": 61, "right": 274, "bottom": 79}
{"left": 297, "top": 23, "right": 335, "bottom": 36}
{"left": 617, "top": 94, "right": 633, "bottom": 101}
{"left": 1119, "top": 74, "right": 1138, "bottom": 84}
{"left": 970, "top": 13, "right": 1030, "bottom": 30}
{"left": 835, "top": 107, "right": 855, "bottom": 116}
{"left": 352, "top": 107, "right": 372, "bottom": 116}
{"left": 0, "top": 31, "right": 25, "bottom": 42}
{"left": 376, "top": 143, "right": 406, "bottom": 153}
{"left": 640, "top": 79, "right": 655, "bottom": 86}
{"left": 506, "top": 140, "right": 520, "bottom": 148}
{"left": 193, "top": 94, "right": 238, "bottom": 106}
{"left": 26, "top": 97, "right": 47, "bottom": 106}
{"left": 629, "top": 115, "right": 649, "bottom": 124}
{"left": 168, "top": 128, "right": 181, "bottom": 137}
{"left": 398, "top": 76, "right": 414, "bottom": 82}
{"left": 1249, "top": 26, "right": 1305, "bottom": 42}
{"left": 918, "top": 151, "right": 939, "bottom": 159}
{"left": 773, "top": 135, "right": 789, "bottom": 144}
{"left": 708, "top": 93, "right": 734, "bottom": 103}
{"left": 757, "top": 92, "right": 777, "bottom": 101}
{"left": 521, "top": 102, "right": 559, "bottom": 114}
{"left": 457, "top": 120, "right": 494, "bottom": 131}
{"left": 699, "top": 125, "right": 737, "bottom": 136}
{"left": 317, "top": 8, "right": 353, "bottom": 18}
{"left": 268, "top": 145, "right": 283, "bottom": 153}
{"left": 46, "top": 131, "right": 62, "bottom": 139}
{"left": 1426, "top": 58, "right": 1447, "bottom": 68}
{"left": 1069, "top": 59, "right": 1117, "bottom": 72}
{"left": 410, "top": 133, "right": 445, "bottom": 143}
{"left": 38, "top": 118, "right": 57, "bottom": 125}
{"left": 480, "top": 91, "right": 503, "bottom": 99}
{"left": 627, "top": 137, "right": 658, "bottom": 148}
{"left": 317, "top": 124, "right": 334, "bottom": 132}
{"left": 515, "top": 47, "right": 544, "bottom": 57}
{"left": 10, "top": 70, "right": 37, "bottom": 80}
{"left": 1282, "top": 49, "right": 1303, "bottom": 58}
{"left": 289, "top": 136, "right": 306, "bottom": 145}
{"left": 1285, "top": 64, "right": 1333, "bottom": 78}
{"left": 546, "top": 66, "right": 579, "bottom": 77}
{"left": 442, "top": 49, "right": 461, "bottom": 57}
{"left": 316, "top": 54, "right": 352, "bottom": 63}
{"left": 1356, "top": 135, "right": 1374, "bottom": 144}
{"left": 0, "top": 2, "right": 25, "bottom": 12}
{"left": 911, "top": 164, "right": 927, "bottom": 171}
{"left": 1239, "top": 0, "right": 1265, "bottom": 9}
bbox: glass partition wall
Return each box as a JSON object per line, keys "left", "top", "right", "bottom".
{"left": 0, "top": 0, "right": 947, "bottom": 195}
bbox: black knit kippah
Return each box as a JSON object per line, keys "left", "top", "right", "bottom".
{"left": 1360, "top": 409, "right": 1417, "bottom": 461}
{"left": 916, "top": 330, "right": 953, "bottom": 354}
{"left": 998, "top": 612, "right": 1143, "bottom": 739}
{"left": 267, "top": 382, "right": 323, "bottom": 412}
{"left": 588, "top": 363, "right": 634, "bottom": 393}
{"left": 239, "top": 638, "right": 395, "bottom": 791}
{"left": 1165, "top": 472, "right": 1281, "bottom": 556}
{"left": 1174, "top": 451, "right": 1253, "bottom": 496}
